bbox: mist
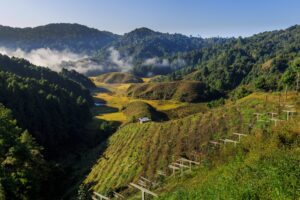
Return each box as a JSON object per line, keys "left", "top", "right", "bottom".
{"left": 0, "top": 47, "right": 88, "bottom": 72}
{"left": 0, "top": 47, "right": 186, "bottom": 76}
{"left": 108, "top": 47, "right": 133, "bottom": 72}
{"left": 143, "top": 57, "right": 186, "bottom": 68}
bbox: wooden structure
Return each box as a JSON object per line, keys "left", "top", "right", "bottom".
{"left": 173, "top": 162, "right": 190, "bottom": 172}
{"left": 209, "top": 140, "right": 221, "bottom": 146}
{"left": 168, "top": 164, "right": 180, "bottom": 176}
{"left": 130, "top": 183, "right": 158, "bottom": 200}
{"left": 253, "top": 113, "right": 263, "bottom": 121}
{"left": 113, "top": 192, "right": 125, "bottom": 199}
{"left": 233, "top": 133, "right": 247, "bottom": 142}
{"left": 157, "top": 170, "right": 167, "bottom": 177}
{"left": 178, "top": 157, "right": 200, "bottom": 170}
{"left": 138, "top": 179, "right": 147, "bottom": 188}
{"left": 219, "top": 139, "right": 239, "bottom": 147}
{"left": 285, "top": 104, "right": 295, "bottom": 109}
{"left": 140, "top": 176, "right": 157, "bottom": 187}
{"left": 93, "top": 192, "right": 110, "bottom": 200}
{"left": 267, "top": 112, "right": 278, "bottom": 119}
{"left": 270, "top": 118, "right": 283, "bottom": 126}
{"left": 282, "top": 110, "right": 297, "bottom": 121}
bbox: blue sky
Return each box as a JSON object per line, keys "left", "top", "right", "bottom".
{"left": 1, "top": 0, "right": 300, "bottom": 37}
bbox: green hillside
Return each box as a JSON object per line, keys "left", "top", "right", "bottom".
{"left": 84, "top": 92, "right": 299, "bottom": 199}
{"left": 127, "top": 81, "right": 220, "bottom": 102}
{"left": 161, "top": 25, "right": 300, "bottom": 94}
{"left": 95, "top": 72, "right": 143, "bottom": 84}
{"left": 122, "top": 101, "right": 167, "bottom": 122}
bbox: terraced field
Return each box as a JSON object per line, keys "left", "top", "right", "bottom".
{"left": 85, "top": 92, "right": 299, "bottom": 199}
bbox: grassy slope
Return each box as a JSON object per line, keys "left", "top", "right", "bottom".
{"left": 158, "top": 102, "right": 300, "bottom": 199}
{"left": 85, "top": 92, "right": 299, "bottom": 199}
{"left": 95, "top": 72, "right": 143, "bottom": 84}
{"left": 91, "top": 81, "right": 187, "bottom": 123}
{"left": 127, "top": 81, "right": 215, "bottom": 103}
{"left": 122, "top": 101, "right": 166, "bottom": 122}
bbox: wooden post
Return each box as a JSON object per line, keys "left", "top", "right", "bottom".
{"left": 168, "top": 165, "right": 180, "bottom": 176}
{"left": 270, "top": 118, "right": 283, "bottom": 126}
{"left": 177, "top": 158, "right": 200, "bottom": 172}
{"left": 282, "top": 110, "right": 297, "bottom": 121}
{"left": 94, "top": 192, "right": 110, "bottom": 200}
{"left": 173, "top": 162, "right": 190, "bottom": 173}
{"left": 209, "top": 141, "right": 221, "bottom": 146}
{"left": 233, "top": 133, "right": 247, "bottom": 142}
{"left": 253, "top": 113, "right": 262, "bottom": 121}
{"left": 113, "top": 192, "right": 125, "bottom": 199}
{"left": 220, "top": 139, "right": 239, "bottom": 147}
{"left": 130, "top": 183, "right": 158, "bottom": 200}
{"left": 267, "top": 112, "right": 278, "bottom": 120}
{"left": 285, "top": 85, "right": 288, "bottom": 101}
{"left": 157, "top": 170, "right": 167, "bottom": 177}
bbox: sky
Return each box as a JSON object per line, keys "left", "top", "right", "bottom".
{"left": 0, "top": 0, "right": 300, "bottom": 37}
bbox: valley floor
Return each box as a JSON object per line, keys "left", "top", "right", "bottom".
{"left": 91, "top": 81, "right": 189, "bottom": 123}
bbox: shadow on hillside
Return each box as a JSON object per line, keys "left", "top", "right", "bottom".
{"left": 93, "top": 105, "right": 119, "bottom": 115}
{"left": 91, "top": 87, "right": 111, "bottom": 94}
{"left": 62, "top": 117, "right": 122, "bottom": 199}
{"left": 153, "top": 110, "right": 169, "bottom": 122}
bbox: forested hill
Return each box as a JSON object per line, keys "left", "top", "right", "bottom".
{"left": 157, "top": 25, "right": 300, "bottom": 94}
{"left": 95, "top": 27, "right": 226, "bottom": 61}
{"left": 0, "top": 55, "right": 93, "bottom": 103}
{"left": 60, "top": 68, "right": 96, "bottom": 89}
{"left": 0, "top": 23, "right": 120, "bottom": 53}
{"left": 109, "top": 27, "right": 220, "bottom": 59}
{"left": 0, "top": 54, "right": 93, "bottom": 157}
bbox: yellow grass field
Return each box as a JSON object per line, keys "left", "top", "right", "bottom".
{"left": 92, "top": 81, "right": 187, "bottom": 123}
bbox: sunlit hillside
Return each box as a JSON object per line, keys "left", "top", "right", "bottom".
{"left": 85, "top": 92, "right": 300, "bottom": 199}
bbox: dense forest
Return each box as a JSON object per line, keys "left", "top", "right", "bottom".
{"left": 153, "top": 25, "right": 300, "bottom": 95}
{"left": 0, "top": 23, "right": 119, "bottom": 54}
{"left": 0, "top": 55, "right": 94, "bottom": 157}
{"left": 60, "top": 68, "right": 96, "bottom": 89}
{"left": 0, "top": 105, "right": 46, "bottom": 200}
{"left": 62, "top": 27, "right": 227, "bottom": 76}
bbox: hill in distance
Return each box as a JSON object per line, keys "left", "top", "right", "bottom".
{"left": 95, "top": 72, "right": 143, "bottom": 84}
{"left": 0, "top": 23, "right": 120, "bottom": 54}
{"left": 122, "top": 101, "right": 167, "bottom": 122}
{"left": 126, "top": 81, "right": 221, "bottom": 102}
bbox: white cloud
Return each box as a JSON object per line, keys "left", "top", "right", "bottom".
{"left": 108, "top": 47, "right": 133, "bottom": 72}
{"left": 0, "top": 47, "right": 88, "bottom": 72}
{"left": 143, "top": 57, "right": 186, "bottom": 68}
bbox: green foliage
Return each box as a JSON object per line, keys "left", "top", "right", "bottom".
{"left": 159, "top": 127, "right": 300, "bottom": 200}
{"left": 0, "top": 55, "right": 93, "bottom": 157}
{"left": 99, "top": 120, "right": 118, "bottom": 135}
{"left": 156, "top": 25, "right": 300, "bottom": 94}
{"left": 207, "top": 98, "right": 225, "bottom": 108}
{"left": 0, "top": 105, "right": 46, "bottom": 200}
{"left": 230, "top": 86, "right": 252, "bottom": 100}
{"left": 60, "top": 68, "right": 96, "bottom": 89}
{"left": 77, "top": 184, "right": 91, "bottom": 200}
